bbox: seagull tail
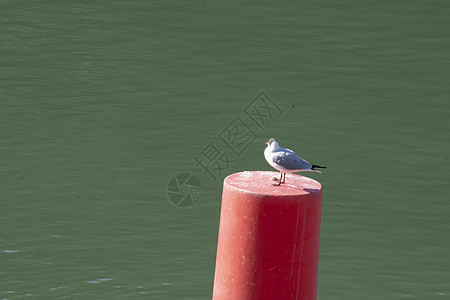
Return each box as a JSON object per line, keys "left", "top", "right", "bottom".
{"left": 311, "top": 164, "right": 327, "bottom": 171}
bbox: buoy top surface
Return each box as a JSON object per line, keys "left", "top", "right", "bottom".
{"left": 224, "top": 171, "right": 322, "bottom": 197}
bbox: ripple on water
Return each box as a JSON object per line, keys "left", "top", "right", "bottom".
{"left": 87, "top": 278, "right": 113, "bottom": 283}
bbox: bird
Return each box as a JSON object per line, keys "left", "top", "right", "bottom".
{"left": 264, "top": 138, "right": 326, "bottom": 186}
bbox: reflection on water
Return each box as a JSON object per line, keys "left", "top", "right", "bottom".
{"left": 0, "top": 281, "right": 166, "bottom": 298}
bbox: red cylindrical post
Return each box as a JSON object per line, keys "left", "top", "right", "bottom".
{"left": 212, "top": 171, "right": 322, "bottom": 300}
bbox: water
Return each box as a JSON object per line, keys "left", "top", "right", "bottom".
{"left": 1, "top": 1, "right": 449, "bottom": 299}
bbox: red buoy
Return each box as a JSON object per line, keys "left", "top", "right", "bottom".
{"left": 212, "top": 171, "right": 322, "bottom": 300}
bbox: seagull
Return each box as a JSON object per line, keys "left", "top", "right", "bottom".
{"left": 264, "top": 138, "right": 326, "bottom": 186}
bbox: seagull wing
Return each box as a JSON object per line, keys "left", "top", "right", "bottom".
{"left": 274, "top": 148, "right": 312, "bottom": 171}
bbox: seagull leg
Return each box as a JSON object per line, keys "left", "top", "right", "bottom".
{"left": 272, "top": 172, "right": 282, "bottom": 186}
{"left": 281, "top": 173, "right": 286, "bottom": 183}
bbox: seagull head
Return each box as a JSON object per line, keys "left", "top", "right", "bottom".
{"left": 265, "top": 138, "right": 278, "bottom": 148}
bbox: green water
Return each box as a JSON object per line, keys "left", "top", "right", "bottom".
{"left": 1, "top": 1, "right": 449, "bottom": 299}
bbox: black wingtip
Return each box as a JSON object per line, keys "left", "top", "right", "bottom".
{"left": 312, "top": 164, "right": 327, "bottom": 169}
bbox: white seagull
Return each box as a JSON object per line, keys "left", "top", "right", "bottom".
{"left": 264, "top": 138, "right": 326, "bottom": 186}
